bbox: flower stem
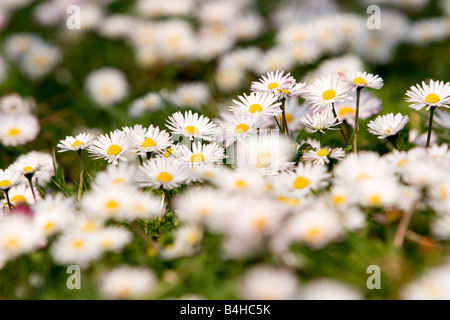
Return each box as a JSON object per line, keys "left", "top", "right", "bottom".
{"left": 3, "top": 189, "right": 12, "bottom": 212}
{"left": 394, "top": 206, "right": 415, "bottom": 248}
{"left": 77, "top": 150, "right": 84, "bottom": 202}
{"left": 280, "top": 100, "right": 289, "bottom": 136}
{"left": 352, "top": 87, "right": 363, "bottom": 154}
{"left": 162, "top": 188, "right": 174, "bottom": 218}
{"left": 25, "top": 173, "right": 37, "bottom": 204}
{"left": 331, "top": 103, "right": 349, "bottom": 144}
{"left": 426, "top": 106, "right": 436, "bottom": 148}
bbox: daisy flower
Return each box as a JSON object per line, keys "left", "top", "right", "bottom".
{"left": 20, "top": 41, "right": 61, "bottom": 80}
{"left": 0, "top": 168, "right": 23, "bottom": 192}
{"left": 367, "top": 113, "right": 409, "bottom": 139}
{"left": 92, "top": 163, "right": 138, "bottom": 189}
{"left": 285, "top": 204, "right": 344, "bottom": 250}
{"left": 172, "top": 187, "right": 226, "bottom": 226}
{"left": 127, "top": 124, "right": 172, "bottom": 156}
{"left": 98, "top": 266, "right": 157, "bottom": 299}
{"left": 334, "top": 92, "right": 382, "bottom": 126}
{"left": 166, "top": 110, "right": 218, "bottom": 141}
{"left": 301, "top": 279, "right": 364, "bottom": 300}
{"left": 339, "top": 71, "right": 384, "bottom": 90}
{"left": 0, "top": 114, "right": 40, "bottom": 147}
{"left": 122, "top": 191, "right": 162, "bottom": 221}
{"left": 94, "top": 226, "right": 133, "bottom": 253}
{"left": 168, "top": 82, "right": 210, "bottom": 110}
{"left": 128, "top": 92, "right": 163, "bottom": 118}
{"left": 178, "top": 141, "right": 226, "bottom": 166}
{"left": 215, "top": 112, "right": 267, "bottom": 147}
{"left": 405, "top": 80, "right": 450, "bottom": 110}
{"left": 235, "top": 132, "right": 294, "bottom": 175}
{"left": 299, "top": 110, "right": 341, "bottom": 134}
{"left": 87, "top": 130, "right": 131, "bottom": 165}
{"left": 250, "top": 70, "right": 296, "bottom": 96}
{"left": 139, "top": 158, "right": 190, "bottom": 190}
{"left": 57, "top": 133, "right": 96, "bottom": 152}
{"left": 238, "top": 265, "right": 300, "bottom": 300}
{"left": 81, "top": 186, "right": 135, "bottom": 221}
{"left": 275, "top": 163, "right": 331, "bottom": 195}
{"left": 303, "top": 74, "right": 351, "bottom": 110}
{"left": 0, "top": 93, "right": 36, "bottom": 115}
{"left": 0, "top": 215, "right": 43, "bottom": 260}
{"left": 0, "top": 184, "right": 37, "bottom": 207}
{"left": 84, "top": 67, "right": 129, "bottom": 108}
{"left": 50, "top": 232, "right": 102, "bottom": 269}
{"left": 400, "top": 263, "right": 450, "bottom": 300}
{"left": 302, "top": 147, "right": 346, "bottom": 166}
{"left": 229, "top": 92, "right": 282, "bottom": 117}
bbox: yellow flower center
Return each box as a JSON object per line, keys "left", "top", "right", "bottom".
{"left": 32, "top": 55, "right": 46, "bottom": 67}
{"left": 316, "top": 149, "right": 328, "bottom": 157}
{"left": 23, "top": 166, "right": 33, "bottom": 173}
{"left": 305, "top": 227, "right": 322, "bottom": 241}
{"left": 332, "top": 195, "right": 345, "bottom": 204}
{"left": 425, "top": 93, "right": 440, "bottom": 104}
{"left": 186, "top": 231, "right": 201, "bottom": 245}
{"left": 106, "top": 144, "right": 122, "bottom": 156}
{"left": 353, "top": 77, "right": 367, "bottom": 85}
{"left": 8, "top": 127, "right": 20, "bottom": 137}
{"left": 112, "top": 178, "right": 126, "bottom": 185}
{"left": 11, "top": 195, "right": 26, "bottom": 204}
{"left": 164, "top": 148, "right": 173, "bottom": 158}
{"left": 71, "top": 240, "right": 84, "bottom": 250}
{"left": 369, "top": 195, "right": 381, "bottom": 206}
{"left": 83, "top": 222, "right": 95, "bottom": 232}
{"left": 254, "top": 217, "right": 268, "bottom": 231}
{"left": 356, "top": 173, "right": 370, "bottom": 181}
{"left": 142, "top": 137, "right": 156, "bottom": 148}
{"left": 100, "top": 84, "right": 113, "bottom": 97}
{"left": 255, "top": 151, "right": 271, "bottom": 168}
{"left": 249, "top": 104, "right": 263, "bottom": 113}
{"left": 397, "top": 159, "right": 408, "bottom": 167}
{"left": 0, "top": 180, "right": 12, "bottom": 189}
{"left": 190, "top": 153, "right": 205, "bottom": 163}
{"left": 44, "top": 222, "right": 55, "bottom": 233}
{"left": 71, "top": 140, "right": 83, "bottom": 149}
{"left": 268, "top": 82, "right": 279, "bottom": 89}
{"left": 439, "top": 185, "right": 447, "bottom": 200}
{"left": 293, "top": 176, "right": 310, "bottom": 189}
{"left": 322, "top": 89, "right": 336, "bottom": 100}
{"left": 384, "top": 128, "right": 392, "bottom": 134}
{"left": 277, "top": 196, "right": 299, "bottom": 206}
{"left": 338, "top": 106, "right": 355, "bottom": 117}
{"left": 234, "top": 180, "right": 247, "bottom": 189}
{"left": 184, "top": 126, "right": 199, "bottom": 135}
{"left": 4, "top": 237, "right": 20, "bottom": 249}
{"left": 156, "top": 171, "right": 173, "bottom": 183}
{"left": 101, "top": 239, "right": 112, "bottom": 249}
{"left": 235, "top": 123, "right": 249, "bottom": 133}
{"left": 277, "top": 113, "right": 294, "bottom": 123}
{"left": 105, "top": 200, "right": 119, "bottom": 210}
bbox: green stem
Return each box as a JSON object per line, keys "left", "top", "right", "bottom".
{"left": 352, "top": 87, "right": 363, "bottom": 154}
{"left": 25, "top": 174, "right": 37, "bottom": 204}
{"left": 319, "top": 132, "right": 323, "bottom": 148}
{"left": 281, "top": 100, "right": 289, "bottom": 136}
{"left": 3, "top": 189, "right": 12, "bottom": 212}
{"left": 162, "top": 188, "right": 174, "bottom": 218}
{"left": 273, "top": 116, "right": 282, "bottom": 131}
{"left": 77, "top": 150, "right": 84, "bottom": 202}
{"left": 331, "top": 103, "right": 349, "bottom": 144}
{"left": 426, "top": 106, "right": 436, "bottom": 148}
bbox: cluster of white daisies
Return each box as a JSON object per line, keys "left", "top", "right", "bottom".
{"left": 1, "top": 69, "right": 450, "bottom": 299}
{"left": 1, "top": 0, "right": 449, "bottom": 97}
